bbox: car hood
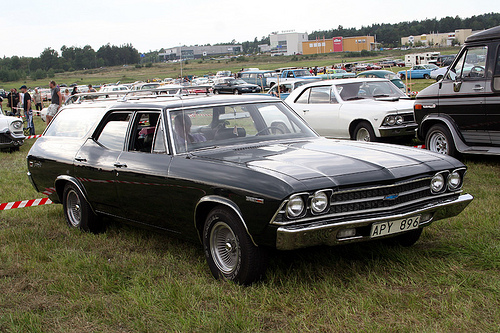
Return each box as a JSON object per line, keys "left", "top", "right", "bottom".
{"left": 194, "top": 138, "right": 461, "bottom": 187}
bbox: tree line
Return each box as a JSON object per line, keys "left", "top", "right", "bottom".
{"left": 0, "top": 43, "right": 140, "bottom": 83}
{"left": 307, "top": 13, "right": 500, "bottom": 48}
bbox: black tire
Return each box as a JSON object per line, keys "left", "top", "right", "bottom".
{"left": 390, "top": 228, "right": 423, "bottom": 247}
{"left": 436, "top": 75, "right": 443, "bottom": 81}
{"left": 233, "top": 89, "right": 239, "bottom": 95}
{"left": 63, "top": 183, "right": 101, "bottom": 233}
{"left": 424, "top": 74, "right": 431, "bottom": 79}
{"left": 213, "top": 89, "right": 219, "bottom": 95}
{"left": 353, "top": 122, "right": 377, "bottom": 142}
{"left": 400, "top": 74, "right": 405, "bottom": 80}
{"left": 425, "top": 124, "right": 457, "bottom": 157}
{"left": 203, "top": 206, "right": 268, "bottom": 285}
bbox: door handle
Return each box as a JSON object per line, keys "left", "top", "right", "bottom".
{"left": 113, "top": 162, "right": 127, "bottom": 168}
{"left": 473, "top": 86, "right": 484, "bottom": 91}
{"left": 303, "top": 109, "right": 310, "bottom": 113}
{"left": 75, "top": 156, "right": 87, "bottom": 162}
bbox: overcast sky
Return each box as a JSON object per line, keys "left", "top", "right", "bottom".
{"left": 2, "top": 0, "right": 499, "bottom": 58}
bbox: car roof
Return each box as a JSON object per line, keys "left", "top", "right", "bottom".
{"left": 298, "top": 77, "right": 390, "bottom": 87}
{"left": 466, "top": 25, "right": 500, "bottom": 43}
{"left": 357, "top": 70, "right": 394, "bottom": 76}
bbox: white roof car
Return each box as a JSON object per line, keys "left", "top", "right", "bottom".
{"left": 285, "top": 78, "right": 417, "bottom": 142}
{"left": 99, "top": 85, "right": 130, "bottom": 93}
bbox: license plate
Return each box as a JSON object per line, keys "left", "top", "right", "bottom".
{"left": 370, "top": 215, "right": 420, "bottom": 238}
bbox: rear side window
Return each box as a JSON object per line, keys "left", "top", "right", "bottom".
{"left": 96, "top": 112, "right": 132, "bottom": 150}
{"left": 44, "top": 107, "right": 104, "bottom": 138}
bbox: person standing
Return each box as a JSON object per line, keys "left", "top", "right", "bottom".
{"left": 7, "top": 88, "right": 19, "bottom": 116}
{"left": 71, "top": 86, "right": 78, "bottom": 95}
{"left": 33, "top": 88, "right": 43, "bottom": 111}
{"left": 62, "top": 88, "right": 71, "bottom": 103}
{"left": 20, "top": 85, "right": 35, "bottom": 135}
{"left": 46, "top": 81, "right": 62, "bottom": 124}
{"left": 88, "top": 84, "right": 96, "bottom": 92}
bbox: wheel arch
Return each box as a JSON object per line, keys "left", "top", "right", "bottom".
{"left": 54, "top": 175, "right": 97, "bottom": 214}
{"left": 419, "top": 114, "right": 467, "bottom": 152}
{"left": 194, "top": 195, "right": 257, "bottom": 247}
{"left": 349, "top": 119, "right": 377, "bottom": 139}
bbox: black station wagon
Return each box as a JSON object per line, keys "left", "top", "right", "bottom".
{"left": 27, "top": 93, "right": 473, "bottom": 284}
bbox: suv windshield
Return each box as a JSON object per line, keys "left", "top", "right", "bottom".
{"left": 169, "top": 102, "right": 316, "bottom": 153}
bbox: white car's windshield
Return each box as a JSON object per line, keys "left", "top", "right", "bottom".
{"left": 336, "top": 81, "right": 407, "bottom": 101}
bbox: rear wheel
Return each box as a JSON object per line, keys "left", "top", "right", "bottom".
{"left": 424, "top": 74, "right": 431, "bottom": 79}
{"left": 425, "top": 124, "right": 457, "bottom": 157}
{"left": 63, "top": 183, "right": 101, "bottom": 232}
{"left": 213, "top": 89, "right": 219, "bottom": 94}
{"left": 203, "top": 206, "right": 267, "bottom": 285}
{"left": 233, "top": 89, "right": 239, "bottom": 95}
{"left": 353, "top": 122, "right": 376, "bottom": 142}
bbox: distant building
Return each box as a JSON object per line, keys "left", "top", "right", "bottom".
{"left": 269, "top": 31, "right": 309, "bottom": 55}
{"left": 401, "top": 29, "right": 473, "bottom": 47}
{"left": 159, "top": 44, "right": 242, "bottom": 61}
{"left": 302, "top": 35, "right": 376, "bottom": 55}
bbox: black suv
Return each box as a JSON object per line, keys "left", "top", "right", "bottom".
{"left": 415, "top": 26, "right": 500, "bottom": 157}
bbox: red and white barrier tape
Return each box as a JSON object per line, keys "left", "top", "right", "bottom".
{"left": 0, "top": 198, "right": 52, "bottom": 211}
{"left": 25, "top": 134, "right": 42, "bottom": 140}
{"left": 413, "top": 145, "right": 426, "bottom": 149}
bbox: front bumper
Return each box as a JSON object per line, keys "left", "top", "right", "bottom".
{"left": 0, "top": 131, "right": 25, "bottom": 149}
{"left": 276, "top": 193, "right": 473, "bottom": 250}
{"left": 378, "top": 124, "right": 418, "bottom": 137}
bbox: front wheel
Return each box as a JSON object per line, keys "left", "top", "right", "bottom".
{"left": 425, "top": 124, "right": 457, "bottom": 157}
{"left": 203, "top": 206, "right": 268, "bottom": 285}
{"left": 63, "top": 183, "right": 101, "bottom": 232}
{"left": 233, "top": 89, "right": 239, "bottom": 95}
{"left": 353, "top": 122, "right": 376, "bottom": 142}
{"left": 213, "top": 89, "right": 219, "bottom": 95}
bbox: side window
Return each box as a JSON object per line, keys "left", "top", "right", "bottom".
{"left": 128, "top": 112, "right": 160, "bottom": 153}
{"left": 153, "top": 115, "right": 167, "bottom": 153}
{"left": 96, "top": 112, "right": 132, "bottom": 150}
{"left": 295, "top": 88, "right": 311, "bottom": 104}
{"left": 309, "top": 86, "right": 332, "bottom": 104}
{"left": 451, "top": 46, "right": 487, "bottom": 79}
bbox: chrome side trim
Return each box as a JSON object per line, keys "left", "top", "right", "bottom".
{"left": 276, "top": 193, "right": 473, "bottom": 250}
{"left": 194, "top": 195, "right": 257, "bottom": 246}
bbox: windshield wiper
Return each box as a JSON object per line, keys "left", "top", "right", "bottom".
{"left": 345, "top": 96, "right": 365, "bottom": 101}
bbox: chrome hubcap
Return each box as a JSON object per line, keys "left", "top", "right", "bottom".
{"left": 356, "top": 128, "right": 370, "bottom": 141}
{"left": 66, "top": 190, "right": 81, "bottom": 227}
{"left": 430, "top": 133, "right": 448, "bottom": 154}
{"left": 210, "top": 222, "right": 239, "bottom": 274}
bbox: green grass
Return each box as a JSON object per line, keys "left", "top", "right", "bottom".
{"left": 0, "top": 115, "right": 499, "bottom": 332}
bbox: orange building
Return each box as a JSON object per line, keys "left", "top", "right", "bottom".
{"left": 302, "top": 35, "right": 375, "bottom": 55}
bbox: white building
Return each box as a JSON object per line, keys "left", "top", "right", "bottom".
{"left": 269, "top": 31, "right": 309, "bottom": 56}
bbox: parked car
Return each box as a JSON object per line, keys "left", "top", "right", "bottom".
{"left": 430, "top": 66, "right": 449, "bottom": 81}
{"left": 99, "top": 85, "right": 130, "bottom": 93}
{"left": 0, "top": 111, "right": 24, "bottom": 151}
{"left": 285, "top": 78, "right": 417, "bottom": 141}
{"left": 130, "top": 82, "right": 161, "bottom": 90}
{"left": 266, "top": 79, "right": 312, "bottom": 100}
{"left": 212, "top": 78, "right": 261, "bottom": 94}
{"left": 378, "top": 60, "right": 396, "bottom": 68}
{"left": 398, "top": 64, "right": 439, "bottom": 79}
{"left": 26, "top": 93, "right": 473, "bottom": 285}
{"left": 0, "top": 89, "right": 6, "bottom": 98}
{"left": 356, "top": 70, "right": 406, "bottom": 91}
{"left": 415, "top": 25, "right": 500, "bottom": 157}
{"left": 394, "top": 59, "right": 406, "bottom": 67}
{"left": 317, "top": 69, "right": 356, "bottom": 80}
{"left": 436, "top": 54, "right": 455, "bottom": 67}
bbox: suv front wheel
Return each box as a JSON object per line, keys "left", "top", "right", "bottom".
{"left": 425, "top": 124, "right": 457, "bottom": 157}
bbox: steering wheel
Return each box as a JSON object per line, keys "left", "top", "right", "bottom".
{"left": 256, "top": 126, "right": 285, "bottom": 136}
{"left": 469, "top": 66, "right": 484, "bottom": 78}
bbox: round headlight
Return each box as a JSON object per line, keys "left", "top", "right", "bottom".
{"left": 431, "top": 173, "right": 445, "bottom": 193}
{"left": 395, "top": 115, "right": 404, "bottom": 125}
{"left": 286, "top": 195, "right": 305, "bottom": 218}
{"left": 311, "top": 191, "right": 329, "bottom": 214}
{"left": 385, "top": 116, "right": 396, "bottom": 126}
{"left": 12, "top": 121, "right": 22, "bottom": 130}
{"left": 447, "top": 171, "right": 461, "bottom": 190}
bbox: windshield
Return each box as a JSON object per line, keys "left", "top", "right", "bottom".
{"left": 169, "top": 102, "right": 317, "bottom": 153}
{"left": 336, "top": 81, "right": 406, "bottom": 100}
{"left": 294, "top": 69, "right": 312, "bottom": 77}
{"left": 230, "top": 79, "right": 247, "bottom": 85}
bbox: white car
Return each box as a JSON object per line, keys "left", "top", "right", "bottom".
{"left": 99, "top": 85, "right": 130, "bottom": 93}
{"left": 430, "top": 67, "right": 449, "bottom": 81}
{"left": 0, "top": 110, "right": 24, "bottom": 150}
{"left": 285, "top": 78, "right": 417, "bottom": 141}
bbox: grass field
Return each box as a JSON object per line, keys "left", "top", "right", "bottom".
{"left": 0, "top": 114, "right": 499, "bottom": 332}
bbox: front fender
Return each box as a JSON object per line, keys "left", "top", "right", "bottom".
{"left": 419, "top": 114, "right": 469, "bottom": 152}
{"left": 54, "top": 175, "right": 97, "bottom": 214}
